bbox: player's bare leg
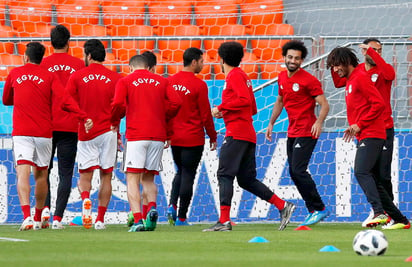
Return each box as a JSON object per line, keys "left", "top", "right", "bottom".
{"left": 16, "top": 164, "right": 33, "bottom": 230}
{"left": 141, "top": 173, "right": 158, "bottom": 231}
{"left": 79, "top": 171, "right": 93, "bottom": 229}
{"left": 33, "top": 167, "right": 49, "bottom": 229}
{"left": 95, "top": 170, "right": 112, "bottom": 230}
{"left": 127, "top": 172, "right": 145, "bottom": 231}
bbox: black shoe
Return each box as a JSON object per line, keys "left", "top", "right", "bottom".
{"left": 279, "top": 201, "right": 296, "bottom": 231}
{"left": 202, "top": 221, "right": 232, "bottom": 232}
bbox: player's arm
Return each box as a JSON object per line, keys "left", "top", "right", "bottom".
{"left": 111, "top": 78, "right": 127, "bottom": 127}
{"left": 265, "top": 95, "right": 284, "bottom": 142}
{"left": 356, "top": 77, "right": 385, "bottom": 130}
{"left": 2, "top": 75, "right": 14, "bottom": 106}
{"left": 165, "top": 80, "right": 183, "bottom": 120}
{"left": 330, "top": 68, "right": 347, "bottom": 88}
{"left": 198, "top": 83, "right": 217, "bottom": 150}
{"left": 363, "top": 46, "right": 396, "bottom": 81}
{"left": 311, "top": 94, "right": 329, "bottom": 138}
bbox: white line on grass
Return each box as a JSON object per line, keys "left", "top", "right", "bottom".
{"left": 0, "top": 237, "right": 29, "bottom": 242}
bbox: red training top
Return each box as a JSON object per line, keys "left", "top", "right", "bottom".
{"left": 3, "top": 63, "right": 87, "bottom": 138}
{"left": 278, "top": 68, "right": 324, "bottom": 138}
{"left": 66, "top": 63, "right": 122, "bottom": 141}
{"left": 168, "top": 71, "right": 217, "bottom": 147}
{"left": 41, "top": 53, "right": 85, "bottom": 132}
{"left": 345, "top": 67, "right": 386, "bottom": 141}
{"left": 331, "top": 47, "right": 395, "bottom": 129}
{"left": 111, "top": 69, "right": 182, "bottom": 142}
{"left": 217, "top": 67, "right": 257, "bottom": 143}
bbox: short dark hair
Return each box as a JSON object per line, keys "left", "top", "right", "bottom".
{"left": 183, "top": 47, "right": 203, "bottom": 67}
{"left": 326, "top": 47, "right": 359, "bottom": 68}
{"left": 25, "top": 42, "right": 45, "bottom": 64}
{"left": 282, "top": 40, "right": 308, "bottom": 59}
{"left": 218, "top": 41, "right": 244, "bottom": 67}
{"left": 129, "top": 54, "right": 148, "bottom": 68}
{"left": 141, "top": 51, "right": 157, "bottom": 69}
{"left": 363, "top": 38, "right": 382, "bottom": 45}
{"left": 51, "top": 24, "right": 70, "bottom": 49}
{"left": 84, "top": 39, "right": 105, "bottom": 62}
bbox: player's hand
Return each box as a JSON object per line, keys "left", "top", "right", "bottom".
{"left": 210, "top": 141, "right": 217, "bottom": 151}
{"left": 84, "top": 118, "right": 93, "bottom": 133}
{"left": 311, "top": 121, "right": 323, "bottom": 138}
{"left": 265, "top": 124, "right": 273, "bottom": 142}
{"left": 164, "top": 140, "right": 171, "bottom": 149}
{"left": 117, "top": 137, "right": 124, "bottom": 152}
{"left": 111, "top": 125, "right": 118, "bottom": 132}
{"left": 211, "top": 106, "right": 223, "bottom": 118}
{"left": 359, "top": 44, "right": 369, "bottom": 56}
{"left": 343, "top": 128, "right": 355, "bottom": 142}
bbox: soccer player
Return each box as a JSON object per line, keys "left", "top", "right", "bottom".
{"left": 326, "top": 47, "right": 410, "bottom": 229}
{"left": 265, "top": 40, "right": 330, "bottom": 226}
{"left": 2, "top": 42, "right": 91, "bottom": 231}
{"left": 204, "top": 42, "right": 295, "bottom": 232}
{"left": 41, "top": 24, "right": 85, "bottom": 230}
{"left": 66, "top": 39, "right": 122, "bottom": 230}
{"left": 111, "top": 54, "right": 181, "bottom": 232}
{"left": 331, "top": 39, "right": 404, "bottom": 229}
{"left": 166, "top": 48, "right": 217, "bottom": 226}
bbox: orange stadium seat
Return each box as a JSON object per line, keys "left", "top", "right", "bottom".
{"left": 63, "top": 25, "right": 108, "bottom": 50}
{"left": 8, "top": 1, "right": 53, "bottom": 31}
{"left": 56, "top": 0, "right": 100, "bottom": 25}
{"left": 157, "top": 25, "right": 201, "bottom": 62}
{"left": 0, "top": 66, "right": 12, "bottom": 81}
{"left": 67, "top": 39, "right": 109, "bottom": 60}
{"left": 240, "top": 1, "right": 284, "bottom": 29}
{"left": 194, "top": 2, "right": 238, "bottom": 29}
{"left": 0, "top": 25, "right": 16, "bottom": 55}
{"left": 240, "top": 52, "right": 259, "bottom": 79}
{"left": 118, "top": 52, "right": 165, "bottom": 76}
{"left": 16, "top": 23, "right": 53, "bottom": 37}
{"left": 166, "top": 63, "right": 184, "bottom": 76}
{"left": 104, "top": 52, "right": 118, "bottom": 72}
{"left": 0, "top": 54, "right": 24, "bottom": 67}
{"left": 251, "top": 23, "right": 294, "bottom": 61}
{"left": 147, "top": 3, "right": 192, "bottom": 27}
{"left": 110, "top": 25, "right": 155, "bottom": 61}
{"left": 196, "top": 54, "right": 213, "bottom": 80}
{"left": 203, "top": 24, "right": 247, "bottom": 60}
{"left": 260, "top": 61, "right": 284, "bottom": 79}
{"left": 0, "top": 0, "right": 6, "bottom": 25}
{"left": 102, "top": 1, "right": 145, "bottom": 27}
{"left": 17, "top": 42, "right": 53, "bottom": 57}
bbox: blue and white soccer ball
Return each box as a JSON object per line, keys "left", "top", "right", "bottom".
{"left": 352, "top": 230, "right": 388, "bottom": 256}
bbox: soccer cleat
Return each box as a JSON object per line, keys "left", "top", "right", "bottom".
{"left": 278, "top": 201, "right": 296, "bottom": 231}
{"left": 94, "top": 221, "right": 106, "bottom": 230}
{"left": 19, "top": 216, "right": 34, "bottom": 231}
{"left": 127, "top": 211, "right": 134, "bottom": 227}
{"left": 128, "top": 220, "right": 145, "bottom": 232}
{"left": 361, "top": 209, "right": 374, "bottom": 227}
{"left": 145, "top": 208, "right": 158, "bottom": 231}
{"left": 52, "top": 220, "right": 65, "bottom": 230}
{"left": 167, "top": 205, "right": 177, "bottom": 226}
{"left": 175, "top": 219, "right": 192, "bottom": 226}
{"left": 299, "top": 213, "right": 314, "bottom": 226}
{"left": 202, "top": 221, "right": 232, "bottom": 232}
{"left": 33, "top": 221, "right": 42, "bottom": 231}
{"left": 300, "top": 209, "right": 329, "bottom": 226}
{"left": 382, "top": 221, "right": 410, "bottom": 230}
{"left": 364, "top": 213, "right": 389, "bottom": 228}
{"left": 82, "top": 198, "right": 93, "bottom": 229}
{"left": 41, "top": 207, "right": 50, "bottom": 229}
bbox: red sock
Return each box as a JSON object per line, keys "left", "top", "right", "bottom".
{"left": 179, "top": 218, "right": 185, "bottom": 222}
{"left": 34, "top": 208, "right": 42, "bottom": 222}
{"left": 53, "top": 215, "right": 62, "bottom": 222}
{"left": 21, "top": 205, "right": 31, "bottom": 219}
{"left": 96, "top": 206, "right": 107, "bottom": 223}
{"left": 147, "top": 202, "right": 156, "bottom": 211}
{"left": 80, "top": 191, "right": 90, "bottom": 200}
{"left": 142, "top": 205, "right": 148, "bottom": 218}
{"left": 269, "top": 194, "right": 286, "bottom": 210}
{"left": 219, "top": 205, "right": 231, "bottom": 224}
{"left": 133, "top": 212, "right": 143, "bottom": 223}
{"left": 172, "top": 204, "right": 177, "bottom": 210}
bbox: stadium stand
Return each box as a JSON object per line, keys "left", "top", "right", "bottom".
{"left": 8, "top": 0, "right": 53, "bottom": 31}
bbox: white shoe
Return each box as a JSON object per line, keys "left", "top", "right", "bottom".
{"left": 41, "top": 207, "right": 50, "bottom": 229}
{"left": 82, "top": 198, "right": 92, "bottom": 229}
{"left": 33, "top": 221, "right": 42, "bottom": 231}
{"left": 361, "top": 209, "right": 374, "bottom": 227}
{"left": 19, "top": 217, "right": 33, "bottom": 231}
{"left": 52, "top": 220, "right": 65, "bottom": 230}
{"left": 94, "top": 221, "right": 106, "bottom": 230}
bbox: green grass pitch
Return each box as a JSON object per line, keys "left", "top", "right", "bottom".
{"left": 0, "top": 223, "right": 411, "bottom": 266}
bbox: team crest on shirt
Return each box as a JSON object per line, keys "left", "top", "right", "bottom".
{"left": 292, "top": 83, "right": 299, "bottom": 92}
{"left": 280, "top": 84, "right": 283, "bottom": 90}
{"left": 371, "top": 73, "right": 379, "bottom": 83}
{"left": 348, "top": 84, "right": 353, "bottom": 94}
{"left": 223, "top": 83, "right": 227, "bottom": 90}
{"left": 246, "top": 80, "right": 252, "bottom": 88}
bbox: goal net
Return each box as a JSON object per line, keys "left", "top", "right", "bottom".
{"left": 0, "top": 0, "right": 411, "bottom": 224}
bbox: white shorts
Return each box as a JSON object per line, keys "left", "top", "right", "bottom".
{"left": 123, "top": 140, "right": 164, "bottom": 174}
{"left": 77, "top": 131, "right": 117, "bottom": 173}
{"left": 12, "top": 136, "right": 52, "bottom": 169}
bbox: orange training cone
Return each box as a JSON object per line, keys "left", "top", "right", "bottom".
{"left": 294, "top": 225, "right": 312, "bottom": 231}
